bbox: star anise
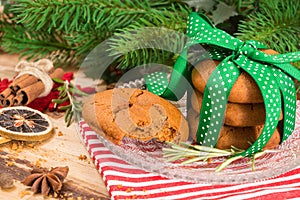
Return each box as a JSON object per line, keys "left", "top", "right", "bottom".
{"left": 21, "top": 166, "right": 69, "bottom": 196}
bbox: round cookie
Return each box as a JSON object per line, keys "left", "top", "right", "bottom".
{"left": 260, "top": 49, "right": 279, "bottom": 55}
{"left": 188, "top": 109, "right": 281, "bottom": 150}
{"left": 82, "top": 88, "right": 189, "bottom": 144}
{"left": 191, "top": 49, "right": 280, "bottom": 104}
{"left": 190, "top": 90, "right": 283, "bottom": 127}
{"left": 216, "top": 125, "right": 281, "bottom": 150}
{"left": 192, "top": 60, "right": 263, "bottom": 103}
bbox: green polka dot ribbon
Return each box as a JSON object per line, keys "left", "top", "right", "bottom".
{"left": 144, "top": 12, "right": 300, "bottom": 157}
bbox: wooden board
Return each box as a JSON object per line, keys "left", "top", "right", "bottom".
{"left": 0, "top": 53, "right": 110, "bottom": 199}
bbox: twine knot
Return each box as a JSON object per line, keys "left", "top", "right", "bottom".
{"left": 15, "top": 59, "right": 54, "bottom": 97}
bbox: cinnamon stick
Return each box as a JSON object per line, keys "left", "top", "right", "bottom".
{"left": 0, "top": 74, "right": 32, "bottom": 99}
{"left": 1, "top": 68, "right": 65, "bottom": 107}
{"left": 11, "top": 74, "right": 39, "bottom": 92}
{"left": 12, "top": 94, "right": 23, "bottom": 106}
{"left": 12, "top": 74, "right": 32, "bottom": 86}
{"left": 13, "top": 68, "right": 65, "bottom": 106}
{"left": 14, "top": 81, "right": 45, "bottom": 106}
{"left": 2, "top": 94, "right": 14, "bottom": 107}
{"left": 0, "top": 87, "right": 14, "bottom": 100}
{"left": 11, "top": 68, "right": 64, "bottom": 92}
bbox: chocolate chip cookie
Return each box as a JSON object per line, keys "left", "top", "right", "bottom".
{"left": 82, "top": 88, "right": 189, "bottom": 144}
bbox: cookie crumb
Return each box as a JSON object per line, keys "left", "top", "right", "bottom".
{"left": 125, "top": 188, "right": 132, "bottom": 193}
{"left": 27, "top": 143, "right": 35, "bottom": 148}
{"left": 19, "top": 190, "right": 32, "bottom": 198}
{"left": 33, "top": 158, "right": 47, "bottom": 167}
{"left": 58, "top": 131, "right": 63, "bottom": 136}
{"left": 7, "top": 155, "right": 15, "bottom": 160}
{"left": 35, "top": 160, "right": 42, "bottom": 168}
{"left": 78, "top": 154, "right": 87, "bottom": 160}
{"left": 5, "top": 161, "right": 15, "bottom": 167}
{"left": 11, "top": 142, "right": 18, "bottom": 150}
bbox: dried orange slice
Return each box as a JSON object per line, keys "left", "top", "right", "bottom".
{"left": 0, "top": 106, "right": 53, "bottom": 142}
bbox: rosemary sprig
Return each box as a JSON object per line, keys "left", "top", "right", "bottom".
{"left": 163, "top": 142, "right": 276, "bottom": 172}
{"left": 52, "top": 78, "right": 88, "bottom": 127}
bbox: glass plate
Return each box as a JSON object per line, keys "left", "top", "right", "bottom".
{"left": 74, "top": 72, "right": 300, "bottom": 184}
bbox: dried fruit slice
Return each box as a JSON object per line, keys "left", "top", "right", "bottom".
{"left": 0, "top": 106, "right": 53, "bottom": 142}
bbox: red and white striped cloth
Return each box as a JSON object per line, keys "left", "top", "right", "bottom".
{"left": 79, "top": 121, "right": 300, "bottom": 200}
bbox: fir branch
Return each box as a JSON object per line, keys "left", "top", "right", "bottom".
{"left": 7, "top": 0, "right": 191, "bottom": 71}
{"left": 0, "top": 1, "right": 18, "bottom": 40}
{"left": 236, "top": 0, "right": 300, "bottom": 53}
{"left": 106, "top": 2, "right": 190, "bottom": 69}
{"left": 107, "top": 27, "right": 186, "bottom": 69}
{"left": 1, "top": 1, "right": 79, "bottom": 67}
{"left": 1, "top": 24, "right": 79, "bottom": 67}
{"left": 12, "top": 0, "right": 189, "bottom": 34}
{"left": 6, "top": 0, "right": 298, "bottom": 75}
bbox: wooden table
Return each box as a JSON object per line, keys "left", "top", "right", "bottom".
{"left": 0, "top": 53, "right": 110, "bottom": 199}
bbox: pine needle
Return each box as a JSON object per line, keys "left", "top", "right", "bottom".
{"left": 236, "top": 0, "right": 300, "bottom": 54}
{"left": 6, "top": 0, "right": 191, "bottom": 70}
{"left": 215, "top": 155, "right": 243, "bottom": 172}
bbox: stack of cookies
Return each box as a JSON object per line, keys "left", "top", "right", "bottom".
{"left": 189, "top": 59, "right": 282, "bottom": 150}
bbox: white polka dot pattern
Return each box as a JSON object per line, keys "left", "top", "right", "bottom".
{"left": 270, "top": 67, "right": 296, "bottom": 141}
{"left": 187, "top": 12, "right": 300, "bottom": 157}
{"left": 208, "top": 48, "right": 228, "bottom": 60}
{"left": 196, "top": 57, "right": 240, "bottom": 147}
{"left": 145, "top": 12, "right": 300, "bottom": 157}
{"left": 234, "top": 56, "right": 282, "bottom": 156}
{"left": 145, "top": 48, "right": 189, "bottom": 101}
{"left": 144, "top": 71, "right": 168, "bottom": 96}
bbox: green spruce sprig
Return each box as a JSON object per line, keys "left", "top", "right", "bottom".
{"left": 2, "top": 0, "right": 300, "bottom": 74}
{"left": 52, "top": 78, "right": 88, "bottom": 127}
{"left": 107, "top": 1, "right": 190, "bottom": 69}
{"left": 1, "top": 25, "right": 78, "bottom": 66}
{"left": 163, "top": 142, "right": 277, "bottom": 172}
{"left": 11, "top": 0, "right": 190, "bottom": 34}
{"left": 236, "top": 0, "right": 300, "bottom": 54}
{"left": 6, "top": 0, "right": 191, "bottom": 70}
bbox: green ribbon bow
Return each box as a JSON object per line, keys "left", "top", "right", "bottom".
{"left": 145, "top": 12, "right": 300, "bottom": 157}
